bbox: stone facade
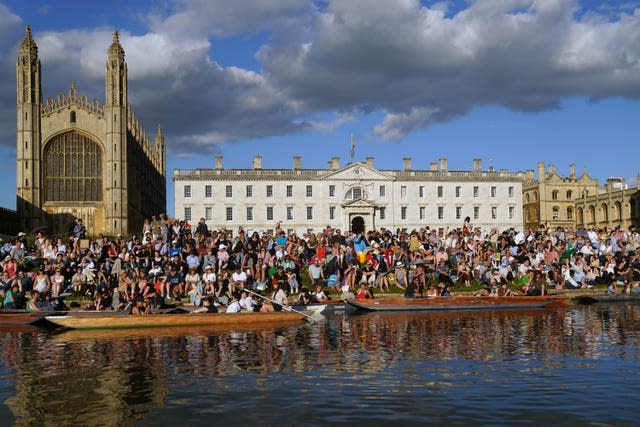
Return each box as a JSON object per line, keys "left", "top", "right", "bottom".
{"left": 523, "top": 162, "right": 599, "bottom": 229}
{"left": 574, "top": 177, "right": 640, "bottom": 230}
{"left": 174, "top": 156, "right": 525, "bottom": 235}
{"left": 16, "top": 26, "right": 166, "bottom": 235}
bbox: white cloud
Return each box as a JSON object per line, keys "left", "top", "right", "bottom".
{"left": 0, "top": 0, "right": 639, "bottom": 155}
{"left": 373, "top": 107, "right": 439, "bottom": 141}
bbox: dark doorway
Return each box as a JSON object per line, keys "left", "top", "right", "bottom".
{"left": 351, "top": 216, "right": 365, "bottom": 234}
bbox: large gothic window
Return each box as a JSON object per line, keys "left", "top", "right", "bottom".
{"left": 44, "top": 132, "right": 103, "bottom": 202}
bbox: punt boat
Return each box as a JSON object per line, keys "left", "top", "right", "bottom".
{"left": 347, "top": 296, "right": 568, "bottom": 312}
{"left": 572, "top": 293, "right": 640, "bottom": 304}
{"left": 0, "top": 310, "right": 66, "bottom": 326}
{"left": 45, "top": 311, "right": 306, "bottom": 330}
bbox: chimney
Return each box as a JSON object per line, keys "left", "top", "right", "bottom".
{"left": 637, "top": 173, "right": 640, "bottom": 190}
{"left": 473, "top": 158, "right": 482, "bottom": 172}
{"left": 365, "top": 156, "right": 374, "bottom": 168}
{"left": 331, "top": 156, "right": 340, "bottom": 170}
{"left": 569, "top": 163, "right": 576, "bottom": 178}
{"left": 527, "top": 170, "right": 534, "bottom": 181}
{"left": 537, "top": 162, "right": 545, "bottom": 182}
{"left": 293, "top": 156, "right": 301, "bottom": 170}
{"left": 548, "top": 164, "right": 556, "bottom": 175}
{"left": 439, "top": 157, "right": 448, "bottom": 172}
{"left": 403, "top": 156, "right": 412, "bottom": 171}
{"left": 430, "top": 162, "right": 438, "bottom": 171}
{"left": 215, "top": 155, "right": 223, "bottom": 170}
{"left": 252, "top": 155, "right": 262, "bottom": 170}
{"left": 327, "top": 160, "right": 333, "bottom": 170}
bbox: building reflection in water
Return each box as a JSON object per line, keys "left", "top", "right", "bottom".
{"left": 1, "top": 303, "right": 640, "bottom": 425}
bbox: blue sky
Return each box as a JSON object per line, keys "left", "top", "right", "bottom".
{"left": 0, "top": 0, "right": 639, "bottom": 216}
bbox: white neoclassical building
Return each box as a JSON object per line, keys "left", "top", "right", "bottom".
{"left": 173, "top": 156, "right": 525, "bottom": 235}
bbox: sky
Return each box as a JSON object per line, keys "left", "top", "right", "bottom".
{"left": 0, "top": 0, "right": 639, "bottom": 216}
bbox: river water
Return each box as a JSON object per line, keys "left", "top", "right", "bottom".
{"left": 1, "top": 303, "right": 639, "bottom": 426}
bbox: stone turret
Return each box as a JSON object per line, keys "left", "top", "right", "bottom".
{"left": 16, "top": 25, "right": 43, "bottom": 230}
{"left": 537, "top": 162, "right": 545, "bottom": 182}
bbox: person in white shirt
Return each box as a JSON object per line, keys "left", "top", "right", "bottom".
{"left": 231, "top": 267, "right": 247, "bottom": 291}
{"left": 260, "top": 282, "right": 288, "bottom": 312}
{"left": 226, "top": 292, "right": 242, "bottom": 313}
{"left": 239, "top": 290, "right": 256, "bottom": 312}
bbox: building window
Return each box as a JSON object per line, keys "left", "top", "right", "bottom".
{"left": 455, "top": 186, "right": 461, "bottom": 198}
{"left": 456, "top": 206, "right": 462, "bottom": 220}
{"left": 346, "top": 187, "right": 367, "bottom": 200}
{"left": 306, "top": 206, "right": 313, "bottom": 220}
{"left": 266, "top": 206, "right": 274, "bottom": 221}
{"left": 420, "top": 206, "right": 426, "bottom": 220}
{"left": 401, "top": 186, "right": 407, "bottom": 198}
{"left": 509, "top": 206, "right": 515, "bottom": 220}
{"left": 286, "top": 185, "right": 293, "bottom": 197}
{"left": 287, "top": 206, "right": 293, "bottom": 221}
{"left": 552, "top": 190, "right": 559, "bottom": 200}
{"left": 266, "top": 185, "right": 273, "bottom": 197}
{"left": 474, "top": 206, "right": 480, "bottom": 220}
{"left": 379, "top": 185, "right": 386, "bottom": 197}
{"left": 226, "top": 185, "right": 232, "bottom": 198}
{"left": 226, "top": 207, "right": 233, "bottom": 221}
{"left": 420, "top": 186, "right": 426, "bottom": 198}
{"left": 566, "top": 190, "right": 572, "bottom": 200}
{"left": 246, "top": 185, "right": 253, "bottom": 198}
{"left": 329, "top": 206, "right": 335, "bottom": 220}
{"left": 401, "top": 206, "right": 407, "bottom": 220}
{"left": 491, "top": 206, "right": 497, "bottom": 220}
{"left": 473, "top": 186, "right": 479, "bottom": 197}
{"left": 205, "top": 207, "right": 212, "bottom": 221}
{"left": 70, "top": 111, "right": 76, "bottom": 123}
{"left": 379, "top": 207, "right": 386, "bottom": 220}
{"left": 184, "top": 185, "right": 191, "bottom": 198}
{"left": 552, "top": 206, "right": 559, "bottom": 220}
{"left": 184, "top": 207, "right": 191, "bottom": 222}
{"left": 567, "top": 207, "right": 573, "bottom": 220}
{"left": 437, "top": 186, "right": 443, "bottom": 198}
{"left": 508, "top": 186, "right": 514, "bottom": 197}
{"left": 438, "top": 206, "right": 444, "bottom": 220}
{"left": 306, "top": 185, "right": 313, "bottom": 197}
{"left": 329, "top": 185, "right": 335, "bottom": 197}
{"left": 205, "top": 185, "right": 212, "bottom": 198}
{"left": 491, "top": 186, "right": 497, "bottom": 198}
{"left": 246, "top": 207, "right": 253, "bottom": 221}
{"left": 46, "top": 147, "right": 95, "bottom": 192}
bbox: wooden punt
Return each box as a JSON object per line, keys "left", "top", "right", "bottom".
{"left": 572, "top": 293, "right": 640, "bottom": 304}
{"left": 0, "top": 310, "right": 66, "bottom": 326}
{"left": 291, "top": 300, "right": 356, "bottom": 315}
{"left": 347, "top": 296, "right": 568, "bottom": 312}
{"left": 51, "top": 322, "right": 304, "bottom": 343}
{"left": 45, "top": 311, "right": 306, "bottom": 330}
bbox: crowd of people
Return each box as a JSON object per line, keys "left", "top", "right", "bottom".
{"left": 1, "top": 213, "right": 639, "bottom": 312}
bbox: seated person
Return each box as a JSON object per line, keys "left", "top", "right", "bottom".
{"left": 261, "top": 282, "right": 288, "bottom": 312}
{"left": 355, "top": 283, "right": 373, "bottom": 300}
{"left": 297, "top": 287, "right": 313, "bottom": 305}
{"left": 226, "top": 292, "right": 242, "bottom": 313}
{"left": 193, "top": 296, "right": 218, "bottom": 313}
{"left": 311, "top": 284, "right": 330, "bottom": 303}
{"left": 131, "top": 295, "right": 150, "bottom": 315}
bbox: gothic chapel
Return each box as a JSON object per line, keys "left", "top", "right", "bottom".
{"left": 16, "top": 26, "right": 166, "bottom": 235}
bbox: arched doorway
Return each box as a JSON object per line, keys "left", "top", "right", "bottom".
{"left": 351, "top": 216, "right": 365, "bottom": 234}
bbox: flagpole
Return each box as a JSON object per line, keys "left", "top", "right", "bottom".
{"left": 350, "top": 133, "right": 355, "bottom": 164}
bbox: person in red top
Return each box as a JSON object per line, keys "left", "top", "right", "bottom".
{"left": 355, "top": 283, "right": 373, "bottom": 300}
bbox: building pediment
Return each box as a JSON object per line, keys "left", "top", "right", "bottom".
{"left": 341, "top": 198, "right": 379, "bottom": 209}
{"left": 322, "top": 162, "right": 394, "bottom": 181}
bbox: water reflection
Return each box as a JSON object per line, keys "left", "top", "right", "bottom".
{"left": 2, "top": 304, "right": 640, "bottom": 425}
